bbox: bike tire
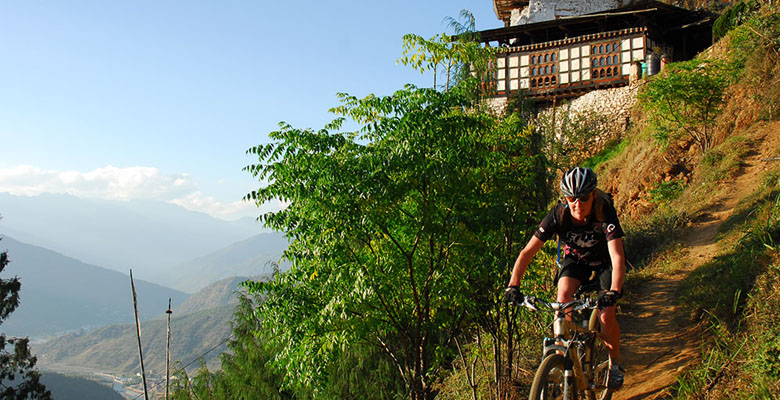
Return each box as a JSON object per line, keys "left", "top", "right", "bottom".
{"left": 587, "top": 312, "right": 612, "bottom": 400}
{"left": 590, "top": 338, "right": 612, "bottom": 400}
{"left": 529, "top": 354, "right": 573, "bottom": 400}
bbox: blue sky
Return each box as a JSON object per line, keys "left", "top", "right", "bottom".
{"left": 0, "top": 1, "right": 502, "bottom": 220}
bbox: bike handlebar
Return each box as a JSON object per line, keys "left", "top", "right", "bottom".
{"left": 517, "top": 295, "right": 600, "bottom": 313}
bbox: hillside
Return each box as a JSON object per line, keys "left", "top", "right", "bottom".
{"left": 171, "top": 274, "right": 266, "bottom": 317}
{"left": 33, "top": 272, "right": 257, "bottom": 377}
{"left": 593, "top": 8, "right": 780, "bottom": 398}
{"left": 0, "top": 193, "right": 261, "bottom": 278}
{"left": 151, "top": 231, "right": 287, "bottom": 293}
{"left": 35, "top": 303, "right": 234, "bottom": 376}
{"left": 0, "top": 235, "right": 187, "bottom": 338}
{"left": 610, "top": 121, "right": 780, "bottom": 398}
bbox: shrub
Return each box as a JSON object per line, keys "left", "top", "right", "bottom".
{"left": 640, "top": 59, "right": 731, "bottom": 153}
{"left": 648, "top": 179, "right": 685, "bottom": 205}
{"left": 713, "top": 0, "right": 761, "bottom": 41}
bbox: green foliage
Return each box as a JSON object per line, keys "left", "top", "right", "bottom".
{"left": 675, "top": 174, "right": 780, "bottom": 397}
{"left": 734, "top": 10, "right": 780, "bottom": 120}
{"left": 713, "top": 0, "right": 761, "bottom": 40}
{"left": 170, "top": 292, "right": 295, "bottom": 400}
{"left": 622, "top": 209, "right": 689, "bottom": 271}
{"left": 398, "top": 11, "right": 495, "bottom": 91}
{"left": 243, "top": 79, "right": 548, "bottom": 399}
{"left": 505, "top": 89, "right": 536, "bottom": 120}
{"left": 321, "top": 342, "right": 406, "bottom": 400}
{"left": 581, "top": 138, "right": 628, "bottom": 170}
{"left": 0, "top": 234, "right": 51, "bottom": 400}
{"left": 532, "top": 101, "right": 613, "bottom": 177}
{"left": 648, "top": 179, "right": 686, "bottom": 205}
{"left": 639, "top": 59, "right": 731, "bottom": 152}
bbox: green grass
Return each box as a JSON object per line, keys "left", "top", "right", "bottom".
{"left": 623, "top": 208, "right": 689, "bottom": 271}
{"left": 648, "top": 179, "right": 686, "bottom": 205}
{"left": 582, "top": 138, "right": 628, "bottom": 170}
{"left": 697, "top": 135, "right": 752, "bottom": 183}
{"left": 673, "top": 171, "right": 780, "bottom": 398}
{"left": 627, "top": 244, "right": 688, "bottom": 281}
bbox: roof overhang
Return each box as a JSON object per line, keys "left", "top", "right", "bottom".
{"left": 478, "top": 1, "right": 715, "bottom": 46}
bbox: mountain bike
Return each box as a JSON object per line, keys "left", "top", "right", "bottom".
{"left": 515, "top": 284, "right": 612, "bottom": 400}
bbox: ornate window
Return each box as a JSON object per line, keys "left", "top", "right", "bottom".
{"left": 591, "top": 40, "right": 621, "bottom": 81}
{"left": 529, "top": 50, "right": 557, "bottom": 88}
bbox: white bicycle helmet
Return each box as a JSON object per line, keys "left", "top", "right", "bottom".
{"left": 560, "top": 167, "right": 597, "bottom": 197}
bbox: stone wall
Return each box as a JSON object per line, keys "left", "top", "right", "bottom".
{"left": 485, "top": 97, "right": 508, "bottom": 116}
{"left": 536, "top": 80, "right": 643, "bottom": 147}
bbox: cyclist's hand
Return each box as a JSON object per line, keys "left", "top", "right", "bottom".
{"left": 598, "top": 290, "right": 621, "bottom": 308}
{"left": 503, "top": 286, "right": 524, "bottom": 305}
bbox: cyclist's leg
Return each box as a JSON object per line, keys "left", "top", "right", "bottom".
{"left": 556, "top": 257, "right": 589, "bottom": 303}
{"left": 598, "top": 305, "right": 620, "bottom": 361}
{"left": 556, "top": 276, "right": 580, "bottom": 303}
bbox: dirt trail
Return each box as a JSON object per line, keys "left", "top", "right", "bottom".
{"left": 613, "top": 121, "right": 780, "bottom": 400}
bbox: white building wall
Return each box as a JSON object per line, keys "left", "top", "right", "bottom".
{"left": 510, "top": 0, "right": 638, "bottom": 26}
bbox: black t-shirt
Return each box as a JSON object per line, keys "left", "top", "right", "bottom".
{"left": 533, "top": 201, "right": 625, "bottom": 266}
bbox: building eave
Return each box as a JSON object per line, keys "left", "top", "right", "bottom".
{"left": 478, "top": 0, "right": 715, "bottom": 46}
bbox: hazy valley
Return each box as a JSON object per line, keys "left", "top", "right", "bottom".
{"left": 0, "top": 194, "right": 286, "bottom": 397}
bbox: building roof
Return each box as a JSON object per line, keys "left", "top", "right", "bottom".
{"left": 478, "top": 1, "right": 715, "bottom": 46}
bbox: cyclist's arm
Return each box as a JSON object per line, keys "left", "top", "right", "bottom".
{"left": 508, "top": 236, "right": 545, "bottom": 287}
{"left": 607, "top": 238, "right": 625, "bottom": 293}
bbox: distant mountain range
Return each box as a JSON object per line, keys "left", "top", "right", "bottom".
{"left": 152, "top": 233, "right": 288, "bottom": 292}
{"left": 35, "top": 275, "right": 259, "bottom": 376}
{"left": 0, "top": 235, "right": 188, "bottom": 338}
{"left": 0, "top": 193, "right": 264, "bottom": 278}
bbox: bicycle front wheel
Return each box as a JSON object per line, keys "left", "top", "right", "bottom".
{"left": 589, "top": 338, "right": 612, "bottom": 400}
{"left": 586, "top": 315, "right": 612, "bottom": 400}
{"left": 529, "top": 354, "right": 575, "bottom": 400}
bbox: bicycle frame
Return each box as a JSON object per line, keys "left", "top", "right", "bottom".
{"left": 522, "top": 295, "right": 610, "bottom": 399}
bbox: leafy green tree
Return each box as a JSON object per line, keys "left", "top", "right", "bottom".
{"left": 0, "top": 234, "right": 51, "bottom": 399}
{"left": 243, "top": 78, "right": 547, "bottom": 399}
{"left": 398, "top": 10, "right": 495, "bottom": 91}
{"left": 640, "top": 59, "right": 730, "bottom": 152}
{"left": 170, "top": 291, "right": 294, "bottom": 400}
{"left": 171, "top": 286, "right": 406, "bottom": 400}
{"left": 320, "top": 341, "right": 406, "bottom": 399}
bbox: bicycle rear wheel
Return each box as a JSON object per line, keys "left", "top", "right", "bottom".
{"left": 529, "top": 354, "right": 575, "bottom": 400}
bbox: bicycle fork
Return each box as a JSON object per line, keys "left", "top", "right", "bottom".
{"left": 567, "top": 346, "right": 589, "bottom": 392}
{"left": 552, "top": 317, "right": 590, "bottom": 393}
{"left": 563, "top": 358, "right": 575, "bottom": 400}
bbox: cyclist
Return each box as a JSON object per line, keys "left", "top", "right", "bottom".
{"left": 503, "top": 166, "right": 626, "bottom": 390}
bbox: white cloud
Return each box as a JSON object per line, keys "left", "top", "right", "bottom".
{"left": 0, "top": 165, "right": 284, "bottom": 221}
{"left": 170, "top": 192, "right": 287, "bottom": 221}
{"left": 0, "top": 165, "right": 195, "bottom": 200}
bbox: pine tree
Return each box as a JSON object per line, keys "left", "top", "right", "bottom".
{"left": 0, "top": 234, "right": 51, "bottom": 399}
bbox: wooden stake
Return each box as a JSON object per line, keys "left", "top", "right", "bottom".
{"left": 165, "top": 298, "right": 172, "bottom": 400}
{"left": 130, "top": 269, "right": 150, "bottom": 400}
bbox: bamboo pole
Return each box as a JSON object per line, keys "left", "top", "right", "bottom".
{"left": 130, "top": 269, "right": 150, "bottom": 400}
